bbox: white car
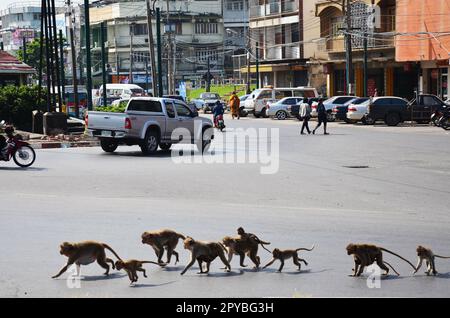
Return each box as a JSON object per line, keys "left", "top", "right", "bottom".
{"left": 311, "top": 96, "right": 357, "bottom": 121}
{"left": 266, "top": 97, "right": 304, "bottom": 120}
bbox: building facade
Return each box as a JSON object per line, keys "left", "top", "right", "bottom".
{"left": 88, "top": 0, "right": 224, "bottom": 91}
{"left": 395, "top": 0, "right": 450, "bottom": 101}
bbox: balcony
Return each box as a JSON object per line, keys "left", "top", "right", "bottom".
{"left": 250, "top": 0, "right": 299, "bottom": 19}
{"left": 264, "top": 43, "right": 300, "bottom": 60}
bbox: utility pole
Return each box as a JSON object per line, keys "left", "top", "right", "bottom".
{"left": 22, "top": 37, "right": 27, "bottom": 64}
{"left": 50, "top": 0, "right": 63, "bottom": 111}
{"left": 67, "top": 0, "right": 79, "bottom": 118}
{"left": 84, "top": 0, "right": 93, "bottom": 110}
{"left": 146, "top": 0, "right": 157, "bottom": 97}
{"left": 363, "top": 32, "right": 368, "bottom": 97}
{"left": 116, "top": 52, "right": 120, "bottom": 83}
{"left": 345, "top": 0, "right": 354, "bottom": 95}
{"left": 59, "top": 29, "right": 65, "bottom": 108}
{"left": 156, "top": 8, "right": 163, "bottom": 97}
{"left": 100, "top": 21, "right": 107, "bottom": 108}
{"left": 206, "top": 57, "right": 211, "bottom": 92}
{"left": 246, "top": 38, "right": 251, "bottom": 94}
{"left": 166, "top": 0, "right": 173, "bottom": 95}
{"left": 45, "top": 0, "right": 55, "bottom": 111}
{"left": 256, "top": 41, "right": 259, "bottom": 89}
{"left": 37, "top": 0, "right": 45, "bottom": 111}
{"left": 129, "top": 22, "right": 135, "bottom": 84}
{"left": 43, "top": 0, "right": 51, "bottom": 111}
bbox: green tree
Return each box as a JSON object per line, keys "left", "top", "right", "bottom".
{"left": 17, "top": 38, "right": 45, "bottom": 70}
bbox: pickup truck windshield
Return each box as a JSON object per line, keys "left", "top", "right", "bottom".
{"left": 127, "top": 100, "right": 163, "bottom": 112}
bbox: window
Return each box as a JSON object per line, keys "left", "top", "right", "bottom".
{"left": 17, "top": 14, "right": 24, "bottom": 21}
{"left": 128, "top": 100, "right": 162, "bottom": 112}
{"left": 374, "top": 98, "right": 392, "bottom": 106}
{"left": 132, "top": 24, "right": 148, "bottom": 36}
{"left": 33, "top": 13, "right": 40, "bottom": 20}
{"left": 174, "top": 103, "right": 192, "bottom": 117}
{"left": 423, "top": 96, "right": 441, "bottom": 106}
{"left": 165, "top": 102, "right": 176, "bottom": 118}
{"left": 195, "top": 22, "right": 218, "bottom": 34}
{"left": 275, "top": 90, "right": 293, "bottom": 99}
{"left": 334, "top": 97, "right": 355, "bottom": 104}
{"left": 195, "top": 49, "right": 218, "bottom": 62}
{"left": 257, "top": 90, "right": 273, "bottom": 100}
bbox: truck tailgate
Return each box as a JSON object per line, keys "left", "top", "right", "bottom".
{"left": 87, "top": 111, "right": 127, "bottom": 131}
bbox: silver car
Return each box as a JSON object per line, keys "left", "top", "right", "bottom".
{"left": 266, "top": 97, "right": 304, "bottom": 120}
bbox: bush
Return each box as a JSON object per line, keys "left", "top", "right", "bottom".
{"left": 0, "top": 85, "right": 46, "bottom": 131}
{"left": 95, "top": 102, "right": 127, "bottom": 113}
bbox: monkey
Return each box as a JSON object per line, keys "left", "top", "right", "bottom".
{"left": 346, "top": 243, "right": 417, "bottom": 277}
{"left": 115, "top": 259, "right": 166, "bottom": 284}
{"left": 237, "top": 227, "right": 271, "bottom": 253}
{"left": 52, "top": 241, "right": 122, "bottom": 278}
{"left": 413, "top": 245, "right": 450, "bottom": 276}
{"left": 180, "top": 237, "right": 231, "bottom": 275}
{"left": 263, "top": 246, "right": 315, "bottom": 272}
{"left": 222, "top": 235, "right": 261, "bottom": 268}
{"left": 141, "top": 229, "right": 185, "bottom": 264}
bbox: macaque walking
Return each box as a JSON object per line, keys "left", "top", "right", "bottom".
{"left": 52, "top": 241, "right": 122, "bottom": 278}
{"left": 141, "top": 229, "right": 185, "bottom": 264}
{"left": 263, "top": 246, "right": 315, "bottom": 272}
{"left": 414, "top": 245, "right": 450, "bottom": 276}
{"left": 115, "top": 259, "right": 166, "bottom": 284}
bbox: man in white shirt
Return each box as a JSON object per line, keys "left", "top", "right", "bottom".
{"left": 300, "top": 98, "right": 312, "bottom": 135}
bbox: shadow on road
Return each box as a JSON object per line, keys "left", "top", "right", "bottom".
{"left": 81, "top": 272, "right": 127, "bottom": 281}
{"left": 0, "top": 166, "right": 47, "bottom": 171}
{"left": 130, "top": 280, "right": 177, "bottom": 288}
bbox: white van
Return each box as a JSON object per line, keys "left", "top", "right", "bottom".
{"left": 98, "top": 84, "right": 145, "bottom": 100}
{"left": 244, "top": 86, "right": 318, "bottom": 118}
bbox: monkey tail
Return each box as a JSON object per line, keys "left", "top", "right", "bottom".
{"left": 260, "top": 244, "right": 272, "bottom": 254}
{"left": 296, "top": 245, "right": 315, "bottom": 252}
{"left": 218, "top": 242, "right": 228, "bottom": 252}
{"left": 434, "top": 255, "right": 450, "bottom": 259}
{"left": 141, "top": 261, "right": 166, "bottom": 266}
{"left": 177, "top": 233, "right": 186, "bottom": 240}
{"left": 102, "top": 243, "right": 122, "bottom": 261}
{"left": 383, "top": 261, "right": 400, "bottom": 276}
{"left": 380, "top": 248, "right": 417, "bottom": 271}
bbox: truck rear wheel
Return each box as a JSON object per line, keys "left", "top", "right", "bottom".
{"left": 100, "top": 139, "right": 118, "bottom": 153}
{"left": 385, "top": 113, "right": 401, "bottom": 126}
{"left": 140, "top": 129, "right": 159, "bottom": 155}
{"left": 159, "top": 143, "right": 172, "bottom": 151}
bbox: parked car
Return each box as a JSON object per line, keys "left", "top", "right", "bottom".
{"left": 333, "top": 97, "right": 369, "bottom": 123}
{"left": 266, "top": 97, "right": 305, "bottom": 120}
{"left": 163, "top": 95, "right": 185, "bottom": 102}
{"left": 239, "top": 94, "right": 250, "bottom": 117}
{"left": 312, "top": 96, "right": 357, "bottom": 122}
{"left": 87, "top": 97, "right": 214, "bottom": 154}
{"left": 347, "top": 99, "right": 371, "bottom": 124}
{"left": 245, "top": 86, "right": 318, "bottom": 118}
{"left": 98, "top": 84, "right": 145, "bottom": 100}
{"left": 195, "top": 92, "right": 223, "bottom": 113}
{"left": 364, "top": 94, "right": 446, "bottom": 126}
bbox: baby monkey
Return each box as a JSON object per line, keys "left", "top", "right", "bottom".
{"left": 237, "top": 227, "right": 271, "bottom": 253}
{"left": 263, "top": 245, "right": 315, "bottom": 272}
{"left": 115, "top": 259, "right": 166, "bottom": 284}
{"left": 414, "top": 245, "right": 450, "bottom": 276}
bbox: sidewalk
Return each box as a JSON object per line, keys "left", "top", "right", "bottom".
{"left": 16, "top": 130, "right": 100, "bottom": 149}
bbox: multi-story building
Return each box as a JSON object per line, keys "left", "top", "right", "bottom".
{"left": 0, "top": 2, "right": 42, "bottom": 53}
{"left": 395, "top": 0, "right": 450, "bottom": 100}
{"left": 223, "top": 0, "right": 249, "bottom": 78}
{"left": 246, "top": 0, "right": 304, "bottom": 88}
{"left": 88, "top": 0, "right": 224, "bottom": 91}
{"left": 316, "top": 0, "right": 420, "bottom": 99}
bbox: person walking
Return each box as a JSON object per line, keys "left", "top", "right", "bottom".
{"left": 313, "top": 98, "right": 329, "bottom": 135}
{"left": 229, "top": 91, "right": 240, "bottom": 120}
{"left": 300, "top": 98, "right": 312, "bottom": 135}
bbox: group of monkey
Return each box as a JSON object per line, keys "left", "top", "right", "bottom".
{"left": 51, "top": 227, "right": 450, "bottom": 285}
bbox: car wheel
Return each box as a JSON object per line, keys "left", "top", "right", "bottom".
{"left": 385, "top": 113, "right": 401, "bottom": 126}
{"left": 261, "top": 107, "right": 269, "bottom": 118}
{"left": 159, "top": 143, "right": 172, "bottom": 151}
{"left": 100, "top": 139, "right": 118, "bottom": 153}
{"left": 362, "top": 116, "right": 375, "bottom": 125}
{"left": 344, "top": 118, "right": 356, "bottom": 124}
{"left": 275, "top": 111, "right": 288, "bottom": 120}
{"left": 140, "top": 129, "right": 159, "bottom": 154}
{"left": 239, "top": 107, "right": 248, "bottom": 117}
{"left": 327, "top": 111, "right": 335, "bottom": 122}
{"left": 253, "top": 110, "right": 261, "bottom": 118}
{"left": 197, "top": 127, "right": 213, "bottom": 153}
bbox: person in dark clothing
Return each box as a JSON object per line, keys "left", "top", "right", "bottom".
{"left": 300, "top": 98, "right": 312, "bottom": 135}
{"left": 212, "top": 100, "right": 225, "bottom": 127}
{"left": 313, "top": 98, "right": 329, "bottom": 135}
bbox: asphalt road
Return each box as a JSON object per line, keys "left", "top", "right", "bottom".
{"left": 1, "top": 115, "right": 449, "bottom": 298}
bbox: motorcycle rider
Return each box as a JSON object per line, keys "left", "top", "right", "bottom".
{"left": 212, "top": 100, "right": 225, "bottom": 128}
{"left": 0, "top": 125, "right": 14, "bottom": 160}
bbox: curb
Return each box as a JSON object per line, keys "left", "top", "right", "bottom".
{"left": 30, "top": 141, "right": 100, "bottom": 149}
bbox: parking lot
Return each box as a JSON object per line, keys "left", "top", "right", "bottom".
{"left": 0, "top": 114, "right": 449, "bottom": 297}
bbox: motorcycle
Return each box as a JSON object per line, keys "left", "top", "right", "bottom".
{"left": 439, "top": 109, "right": 450, "bottom": 130}
{"left": 431, "top": 105, "right": 446, "bottom": 127}
{"left": 0, "top": 121, "right": 36, "bottom": 168}
{"left": 214, "top": 114, "right": 226, "bottom": 132}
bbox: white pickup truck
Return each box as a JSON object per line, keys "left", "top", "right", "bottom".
{"left": 87, "top": 97, "right": 214, "bottom": 154}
